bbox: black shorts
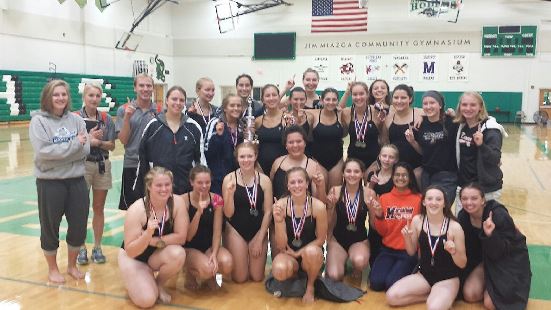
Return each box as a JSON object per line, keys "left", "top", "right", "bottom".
{"left": 119, "top": 167, "right": 141, "bottom": 210}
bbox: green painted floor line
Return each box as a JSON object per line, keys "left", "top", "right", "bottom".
{"left": 521, "top": 125, "right": 551, "bottom": 160}
{"left": 0, "top": 276, "right": 205, "bottom": 310}
{"left": 527, "top": 245, "right": 551, "bottom": 300}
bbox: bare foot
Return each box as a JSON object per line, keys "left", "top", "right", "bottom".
{"left": 48, "top": 270, "right": 65, "bottom": 284}
{"left": 165, "top": 274, "right": 178, "bottom": 288}
{"left": 184, "top": 274, "right": 199, "bottom": 291}
{"left": 302, "top": 286, "right": 315, "bottom": 304}
{"left": 67, "top": 266, "right": 85, "bottom": 280}
{"left": 206, "top": 277, "right": 220, "bottom": 290}
{"left": 157, "top": 286, "right": 172, "bottom": 304}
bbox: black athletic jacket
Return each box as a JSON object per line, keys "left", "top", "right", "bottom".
{"left": 134, "top": 112, "right": 204, "bottom": 195}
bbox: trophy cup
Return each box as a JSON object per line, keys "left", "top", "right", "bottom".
{"left": 283, "top": 107, "right": 297, "bottom": 127}
{"left": 245, "top": 103, "right": 258, "bottom": 144}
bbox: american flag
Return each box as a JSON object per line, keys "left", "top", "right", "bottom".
{"left": 311, "top": 0, "right": 368, "bottom": 33}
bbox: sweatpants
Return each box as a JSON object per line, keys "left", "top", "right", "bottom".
{"left": 36, "top": 177, "right": 89, "bottom": 254}
{"left": 421, "top": 170, "right": 458, "bottom": 203}
{"left": 369, "top": 247, "right": 418, "bottom": 291}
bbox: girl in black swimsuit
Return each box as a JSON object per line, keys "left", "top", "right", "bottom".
{"left": 283, "top": 87, "right": 314, "bottom": 156}
{"left": 344, "top": 82, "right": 384, "bottom": 170}
{"left": 326, "top": 158, "right": 376, "bottom": 282}
{"left": 270, "top": 125, "right": 326, "bottom": 258}
{"left": 255, "top": 84, "right": 286, "bottom": 174}
{"left": 368, "top": 79, "right": 392, "bottom": 112}
{"left": 118, "top": 167, "right": 188, "bottom": 307}
{"left": 338, "top": 78, "right": 391, "bottom": 112}
{"left": 183, "top": 165, "right": 233, "bottom": 290}
{"left": 271, "top": 167, "right": 327, "bottom": 304}
{"left": 385, "top": 84, "right": 423, "bottom": 185}
{"left": 310, "top": 88, "right": 347, "bottom": 189}
{"left": 386, "top": 185, "right": 466, "bottom": 310}
{"left": 279, "top": 68, "right": 322, "bottom": 109}
{"left": 222, "top": 143, "right": 273, "bottom": 283}
{"left": 270, "top": 125, "right": 326, "bottom": 201}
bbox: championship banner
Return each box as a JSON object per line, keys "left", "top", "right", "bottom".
{"left": 409, "top": 0, "right": 463, "bottom": 23}
{"left": 311, "top": 56, "right": 331, "bottom": 83}
{"left": 420, "top": 54, "right": 438, "bottom": 81}
{"left": 364, "top": 55, "right": 385, "bottom": 82}
{"left": 448, "top": 53, "right": 468, "bottom": 82}
{"left": 337, "top": 56, "right": 356, "bottom": 82}
{"left": 391, "top": 54, "right": 410, "bottom": 83}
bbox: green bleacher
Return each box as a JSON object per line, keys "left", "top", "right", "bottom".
{"left": 0, "top": 70, "right": 136, "bottom": 123}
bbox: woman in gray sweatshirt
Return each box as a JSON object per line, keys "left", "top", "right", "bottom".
{"left": 29, "top": 79, "right": 90, "bottom": 284}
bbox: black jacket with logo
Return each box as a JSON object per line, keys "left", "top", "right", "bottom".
{"left": 135, "top": 112, "right": 204, "bottom": 195}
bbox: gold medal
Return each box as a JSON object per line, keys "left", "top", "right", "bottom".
{"left": 156, "top": 239, "right": 166, "bottom": 249}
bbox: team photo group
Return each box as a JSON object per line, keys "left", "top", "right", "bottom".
{"left": 30, "top": 67, "right": 531, "bottom": 309}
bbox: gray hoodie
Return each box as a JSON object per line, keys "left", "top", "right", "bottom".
{"left": 29, "top": 110, "right": 90, "bottom": 179}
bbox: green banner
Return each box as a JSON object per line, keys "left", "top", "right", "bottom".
{"left": 95, "top": 0, "right": 106, "bottom": 12}
{"left": 74, "top": 0, "right": 87, "bottom": 8}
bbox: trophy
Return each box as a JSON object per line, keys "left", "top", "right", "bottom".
{"left": 245, "top": 103, "right": 258, "bottom": 144}
{"left": 283, "top": 106, "right": 297, "bottom": 127}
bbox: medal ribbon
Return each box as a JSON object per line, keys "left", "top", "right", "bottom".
{"left": 230, "top": 126, "right": 238, "bottom": 147}
{"left": 354, "top": 108, "right": 368, "bottom": 142}
{"left": 289, "top": 196, "right": 309, "bottom": 240}
{"left": 150, "top": 203, "right": 168, "bottom": 238}
{"left": 425, "top": 216, "right": 449, "bottom": 264}
{"left": 196, "top": 99, "right": 211, "bottom": 125}
{"left": 240, "top": 170, "right": 258, "bottom": 210}
{"left": 344, "top": 188, "right": 360, "bottom": 225}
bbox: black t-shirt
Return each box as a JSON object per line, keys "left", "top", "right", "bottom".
{"left": 415, "top": 116, "right": 457, "bottom": 175}
{"left": 457, "top": 209, "right": 483, "bottom": 278}
{"left": 457, "top": 124, "right": 478, "bottom": 186}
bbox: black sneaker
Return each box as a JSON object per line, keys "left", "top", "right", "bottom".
{"left": 77, "top": 248, "right": 89, "bottom": 265}
{"left": 91, "top": 247, "right": 106, "bottom": 264}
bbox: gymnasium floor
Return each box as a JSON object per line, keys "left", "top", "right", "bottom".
{"left": 0, "top": 123, "right": 550, "bottom": 309}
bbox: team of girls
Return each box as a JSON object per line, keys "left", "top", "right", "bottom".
{"left": 33, "top": 75, "right": 521, "bottom": 309}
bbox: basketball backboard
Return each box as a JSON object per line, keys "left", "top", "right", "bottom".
{"left": 215, "top": 2, "right": 236, "bottom": 34}
{"left": 115, "top": 31, "right": 142, "bottom": 51}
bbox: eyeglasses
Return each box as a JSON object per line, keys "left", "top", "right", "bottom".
{"left": 393, "top": 173, "right": 409, "bottom": 178}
